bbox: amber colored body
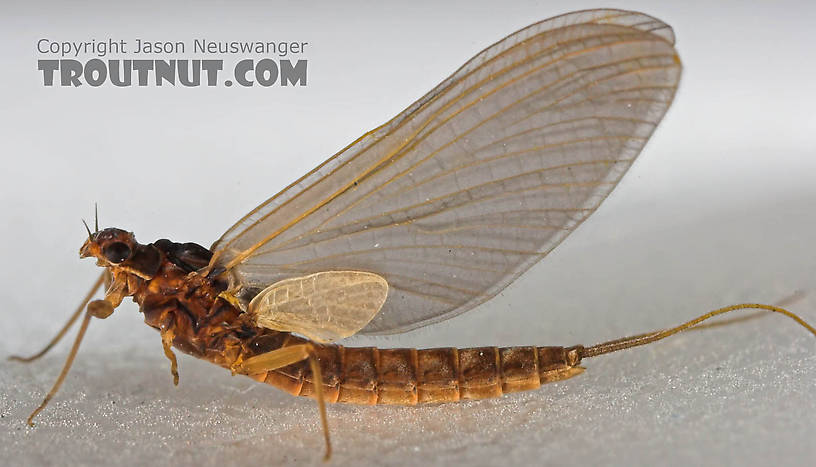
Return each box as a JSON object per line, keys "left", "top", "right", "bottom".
{"left": 131, "top": 239, "right": 584, "bottom": 405}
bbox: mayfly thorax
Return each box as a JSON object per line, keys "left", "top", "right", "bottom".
{"left": 11, "top": 9, "right": 816, "bottom": 461}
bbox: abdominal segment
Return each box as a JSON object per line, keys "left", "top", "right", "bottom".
{"left": 240, "top": 332, "right": 584, "bottom": 405}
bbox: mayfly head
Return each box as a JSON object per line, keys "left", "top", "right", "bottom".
{"left": 79, "top": 228, "right": 161, "bottom": 279}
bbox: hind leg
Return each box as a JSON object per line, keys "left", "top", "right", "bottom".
{"left": 232, "top": 343, "right": 332, "bottom": 461}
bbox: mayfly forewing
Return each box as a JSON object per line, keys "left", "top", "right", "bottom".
{"left": 211, "top": 9, "right": 682, "bottom": 335}
{"left": 248, "top": 271, "right": 388, "bottom": 342}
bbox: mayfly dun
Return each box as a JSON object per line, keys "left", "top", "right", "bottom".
{"left": 11, "top": 9, "right": 815, "bottom": 461}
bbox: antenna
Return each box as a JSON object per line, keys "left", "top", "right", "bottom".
{"left": 81, "top": 219, "right": 93, "bottom": 241}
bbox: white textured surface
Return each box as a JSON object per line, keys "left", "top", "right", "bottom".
{"left": 2, "top": 1, "right": 815, "bottom": 466}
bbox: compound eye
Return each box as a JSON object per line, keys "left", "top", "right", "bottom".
{"left": 103, "top": 242, "right": 132, "bottom": 263}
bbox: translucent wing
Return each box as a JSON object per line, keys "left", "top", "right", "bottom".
{"left": 249, "top": 271, "right": 388, "bottom": 343}
{"left": 212, "top": 9, "right": 682, "bottom": 334}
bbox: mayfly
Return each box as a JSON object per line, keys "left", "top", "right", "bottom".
{"left": 12, "top": 9, "right": 815, "bottom": 460}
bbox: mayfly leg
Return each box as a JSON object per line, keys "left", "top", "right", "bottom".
{"left": 8, "top": 271, "right": 107, "bottom": 363}
{"left": 232, "top": 343, "right": 332, "bottom": 461}
{"left": 23, "top": 275, "right": 119, "bottom": 426}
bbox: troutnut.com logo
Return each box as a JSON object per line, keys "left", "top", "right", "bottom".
{"left": 36, "top": 39, "right": 308, "bottom": 87}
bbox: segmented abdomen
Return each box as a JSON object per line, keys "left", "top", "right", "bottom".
{"left": 244, "top": 333, "right": 584, "bottom": 405}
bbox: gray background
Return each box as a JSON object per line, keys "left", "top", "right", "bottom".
{"left": 1, "top": 1, "right": 814, "bottom": 466}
